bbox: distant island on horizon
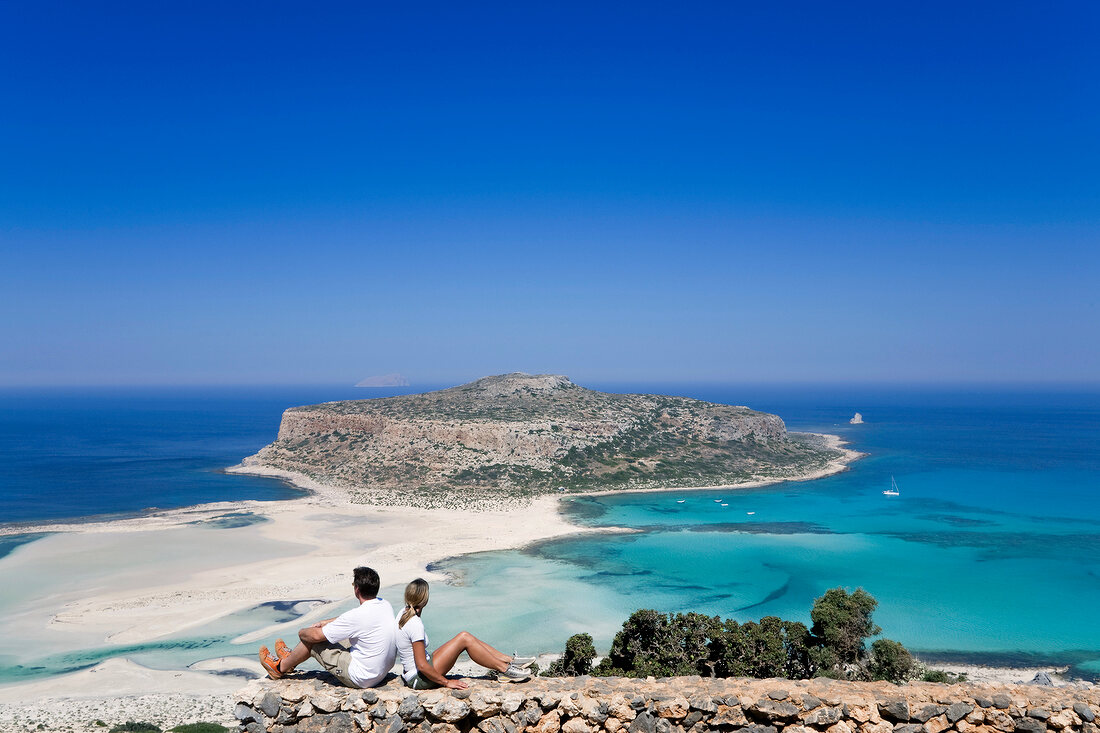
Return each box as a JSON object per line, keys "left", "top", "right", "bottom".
{"left": 233, "top": 373, "right": 857, "bottom": 508}
{"left": 355, "top": 372, "right": 411, "bottom": 387}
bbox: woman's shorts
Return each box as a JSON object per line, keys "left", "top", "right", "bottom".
{"left": 403, "top": 653, "right": 440, "bottom": 689}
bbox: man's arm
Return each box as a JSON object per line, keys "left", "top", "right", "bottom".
{"left": 299, "top": 625, "right": 328, "bottom": 644}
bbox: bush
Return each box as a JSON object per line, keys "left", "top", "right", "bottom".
{"left": 170, "top": 725, "right": 229, "bottom": 733}
{"left": 544, "top": 633, "right": 597, "bottom": 676}
{"left": 109, "top": 724, "right": 161, "bottom": 733}
{"left": 596, "top": 610, "right": 719, "bottom": 677}
{"left": 869, "top": 638, "right": 913, "bottom": 683}
{"left": 918, "top": 667, "right": 966, "bottom": 684}
{"left": 810, "top": 588, "right": 880, "bottom": 666}
{"left": 553, "top": 587, "right": 912, "bottom": 683}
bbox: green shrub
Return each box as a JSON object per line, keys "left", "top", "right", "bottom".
{"left": 869, "top": 638, "right": 913, "bottom": 683}
{"left": 553, "top": 587, "right": 913, "bottom": 682}
{"left": 810, "top": 587, "right": 880, "bottom": 667}
{"left": 169, "top": 725, "right": 229, "bottom": 733}
{"left": 109, "top": 724, "right": 161, "bottom": 733}
{"left": 595, "top": 610, "right": 718, "bottom": 677}
{"left": 544, "top": 633, "right": 597, "bottom": 676}
{"left": 918, "top": 667, "right": 966, "bottom": 684}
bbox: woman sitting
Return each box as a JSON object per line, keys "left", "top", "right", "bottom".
{"left": 396, "top": 578, "right": 532, "bottom": 689}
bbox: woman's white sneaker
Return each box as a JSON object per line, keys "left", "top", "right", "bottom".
{"left": 500, "top": 663, "right": 531, "bottom": 682}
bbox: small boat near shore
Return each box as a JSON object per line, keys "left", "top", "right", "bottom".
{"left": 883, "top": 476, "right": 900, "bottom": 496}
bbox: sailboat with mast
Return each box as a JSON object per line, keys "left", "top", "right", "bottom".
{"left": 883, "top": 476, "right": 900, "bottom": 496}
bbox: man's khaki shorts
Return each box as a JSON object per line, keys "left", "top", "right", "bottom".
{"left": 310, "top": 640, "right": 356, "bottom": 687}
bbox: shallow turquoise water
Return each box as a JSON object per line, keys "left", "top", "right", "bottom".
{"left": 430, "top": 386, "right": 1100, "bottom": 677}
{"left": 0, "top": 385, "right": 1097, "bottom": 682}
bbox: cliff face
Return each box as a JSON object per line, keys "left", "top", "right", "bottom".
{"left": 239, "top": 374, "right": 841, "bottom": 505}
{"left": 234, "top": 674, "right": 1100, "bottom": 733}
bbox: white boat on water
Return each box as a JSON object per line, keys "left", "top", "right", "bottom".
{"left": 883, "top": 476, "right": 900, "bottom": 496}
{"left": 676, "top": 500, "right": 685, "bottom": 503}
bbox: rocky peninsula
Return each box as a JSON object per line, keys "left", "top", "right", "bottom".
{"left": 234, "top": 373, "right": 856, "bottom": 508}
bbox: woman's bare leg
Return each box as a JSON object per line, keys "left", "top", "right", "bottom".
{"left": 430, "top": 631, "right": 510, "bottom": 674}
{"left": 466, "top": 635, "right": 511, "bottom": 667}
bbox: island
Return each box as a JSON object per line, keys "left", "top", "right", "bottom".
{"left": 235, "top": 373, "right": 858, "bottom": 507}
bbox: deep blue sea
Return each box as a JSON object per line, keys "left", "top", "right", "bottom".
{"left": 1, "top": 383, "right": 1098, "bottom": 681}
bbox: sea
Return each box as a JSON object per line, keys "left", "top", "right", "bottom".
{"left": 1, "top": 383, "right": 1098, "bottom": 684}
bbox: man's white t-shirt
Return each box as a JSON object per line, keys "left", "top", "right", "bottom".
{"left": 395, "top": 612, "right": 429, "bottom": 683}
{"left": 322, "top": 597, "right": 398, "bottom": 688}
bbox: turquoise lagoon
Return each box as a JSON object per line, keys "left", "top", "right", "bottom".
{"left": 426, "top": 386, "right": 1100, "bottom": 678}
{"left": 0, "top": 385, "right": 1098, "bottom": 682}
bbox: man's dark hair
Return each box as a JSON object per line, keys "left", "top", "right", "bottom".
{"left": 353, "top": 566, "right": 380, "bottom": 598}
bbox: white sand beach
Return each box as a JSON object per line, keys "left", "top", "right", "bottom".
{"left": 0, "top": 438, "right": 880, "bottom": 729}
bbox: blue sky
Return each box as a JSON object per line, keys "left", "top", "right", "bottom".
{"left": 2, "top": 2, "right": 1097, "bottom": 385}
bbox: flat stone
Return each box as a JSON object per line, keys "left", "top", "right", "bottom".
{"left": 312, "top": 692, "right": 342, "bottom": 713}
{"left": 913, "top": 706, "right": 947, "bottom": 723}
{"left": 1074, "top": 704, "right": 1096, "bottom": 723}
{"left": 532, "top": 710, "right": 562, "bottom": 733}
{"left": 806, "top": 707, "right": 844, "bottom": 727}
{"left": 947, "top": 703, "right": 975, "bottom": 723}
{"left": 713, "top": 704, "right": 749, "bottom": 727}
{"left": 1027, "top": 709, "right": 1051, "bottom": 721}
{"left": 977, "top": 699, "right": 995, "bottom": 709}
{"left": 654, "top": 697, "right": 690, "bottom": 720}
{"left": 400, "top": 695, "right": 427, "bottom": 721}
{"left": 257, "top": 691, "right": 282, "bottom": 718}
{"left": 893, "top": 725, "right": 925, "bottom": 733}
{"left": 235, "top": 703, "right": 260, "bottom": 723}
{"left": 429, "top": 698, "right": 471, "bottom": 723}
{"left": 326, "top": 711, "right": 357, "bottom": 733}
{"left": 748, "top": 699, "right": 801, "bottom": 722}
{"left": 689, "top": 695, "right": 717, "bottom": 713}
{"left": 479, "top": 716, "right": 517, "bottom": 733}
{"left": 1015, "top": 719, "right": 1046, "bottom": 733}
{"left": 564, "top": 718, "right": 594, "bottom": 733}
{"left": 377, "top": 715, "right": 407, "bottom": 733}
{"left": 630, "top": 711, "right": 657, "bottom": 733}
{"left": 1030, "top": 674, "right": 1055, "bottom": 687}
{"left": 924, "top": 715, "right": 951, "bottom": 733}
{"left": 769, "top": 690, "right": 791, "bottom": 701}
{"left": 803, "top": 695, "right": 824, "bottom": 711}
{"left": 879, "top": 701, "right": 911, "bottom": 723}
{"left": 993, "top": 696, "right": 1013, "bottom": 710}
{"left": 362, "top": 690, "right": 380, "bottom": 704}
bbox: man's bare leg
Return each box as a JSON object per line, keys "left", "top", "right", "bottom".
{"left": 278, "top": 635, "right": 316, "bottom": 673}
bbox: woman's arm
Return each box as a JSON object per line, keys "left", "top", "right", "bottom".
{"left": 413, "top": 640, "right": 467, "bottom": 690}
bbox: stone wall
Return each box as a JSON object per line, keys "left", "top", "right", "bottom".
{"left": 233, "top": 674, "right": 1099, "bottom": 733}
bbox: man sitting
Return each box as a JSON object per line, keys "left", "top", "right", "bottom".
{"left": 259, "top": 566, "right": 397, "bottom": 688}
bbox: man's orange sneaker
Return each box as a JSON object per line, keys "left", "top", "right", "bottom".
{"left": 259, "top": 646, "right": 283, "bottom": 679}
{"left": 275, "top": 639, "right": 291, "bottom": 661}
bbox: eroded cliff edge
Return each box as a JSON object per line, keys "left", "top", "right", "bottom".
{"left": 235, "top": 373, "right": 854, "bottom": 507}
